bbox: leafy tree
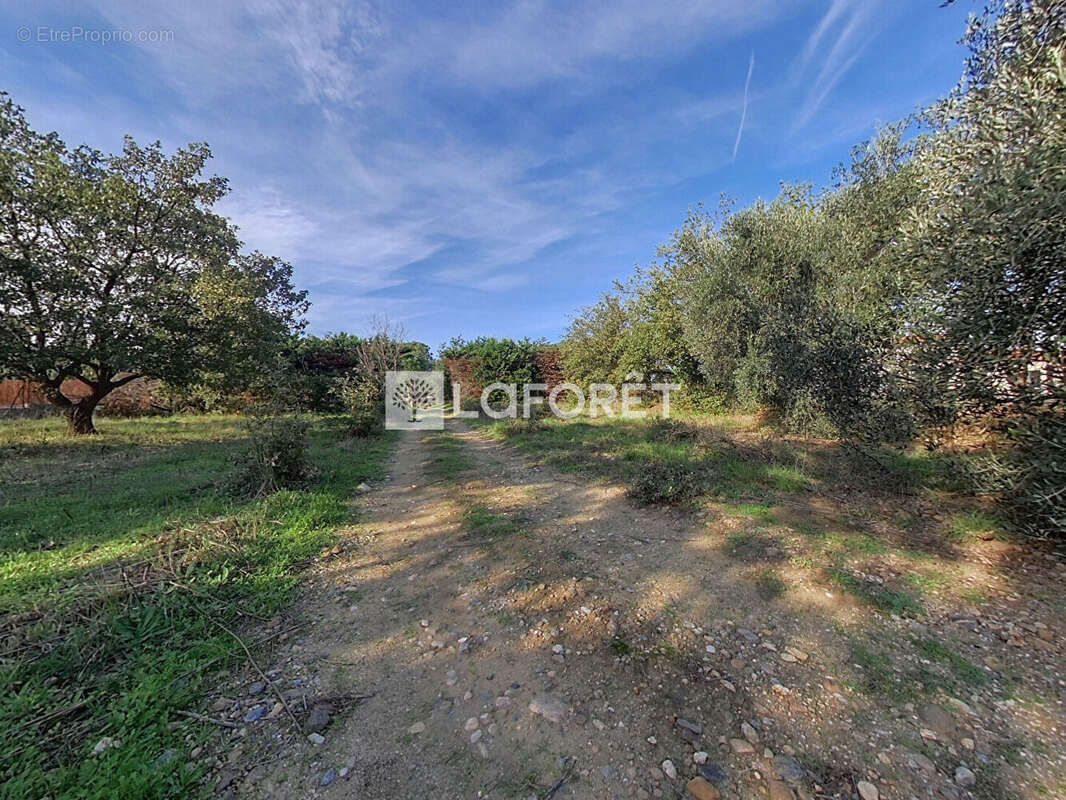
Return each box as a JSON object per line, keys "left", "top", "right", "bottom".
{"left": 899, "top": 0, "right": 1066, "bottom": 535}
{"left": 561, "top": 266, "right": 701, "bottom": 387}
{"left": 440, "top": 336, "right": 542, "bottom": 387}
{"left": 900, "top": 0, "right": 1065, "bottom": 420}
{"left": 0, "top": 94, "right": 308, "bottom": 433}
{"left": 560, "top": 291, "right": 630, "bottom": 385}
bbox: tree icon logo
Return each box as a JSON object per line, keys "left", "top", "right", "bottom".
{"left": 392, "top": 376, "right": 438, "bottom": 422}
{"left": 384, "top": 371, "right": 445, "bottom": 429}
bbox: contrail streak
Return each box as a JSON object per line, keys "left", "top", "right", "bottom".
{"left": 732, "top": 50, "right": 755, "bottom": 162}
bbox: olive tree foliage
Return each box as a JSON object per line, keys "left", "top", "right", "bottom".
{"left": 561, "top": 266, "right": 700, "bottom": 388}
{"left": 0, "top": 94, "right": 308, "bottom": 433}
{"left": 668, "top": 140, "right": 923, "bottom": 438}
{"left": 897, "top": 0, "right": 1066, "bottom": 536}
{"left": 900, "top": 0, "right": 1065, "bottom": 419}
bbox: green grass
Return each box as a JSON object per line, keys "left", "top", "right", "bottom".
{"left": 826, "top": 567, "right": 924, "bottom": 616}
{"left": 914, "top": 637, "right": 989, "bottom": 686}
{"left": 751, "top": 568, "right": 787, "bottom": 600}
{"left": 0, "top": 414, "right": 394, "bottom": 800}
{"left": 726, "top": 530, "right": 780, "bottom": 562}
{"left": 848, "top": 641, "right": 942, "bottom": 702}
{"left": 424, "top": 430, "right": 472, "bottom": 479}
{"left": 462, "top": 503, "right": 524, "bottom": 539}
{"left": 947, "top": 510, "right": 1004, "bottom": 543}
{"left": 482, "top": 415, "right": 812, "bottom": 504}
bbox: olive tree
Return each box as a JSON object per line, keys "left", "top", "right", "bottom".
{"left": 901, "top": 0, "right": 1065, "bottom": 420}
{"left": 0, "top": 94, "right": 308, "bottom": 433}
{"left": 899, "top": 0, "right": 1065, "bottom": 535}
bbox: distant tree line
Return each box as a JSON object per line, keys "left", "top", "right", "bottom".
{"left": 561, "top": 0, "right": 1065, "bottom": 538}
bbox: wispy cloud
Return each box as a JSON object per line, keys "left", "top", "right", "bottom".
{"left": 791, "top": 0, "right": 880, "bottom": 131}
{"left": 5, "top": 0, "right": 958, "bottom": 342}
{"left": 732, "top": 50, "right": 755, "bottom": 162}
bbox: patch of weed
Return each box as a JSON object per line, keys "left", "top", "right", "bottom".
{"left": 751, "top": 568, "right": 787, "bottom": 600}
{"left": 424, "top": 432, "right": 472, "bottom": 479}
{"left": 0, "top": 416, "right": 394, "bottom": 799}
{"left": 461, "top": 504, "right": 523, "bottom": 539}
{"left": 947, "top": 510, "right": 1003, "bottom": 543}
{"left": 914, "top": 638, "right": 989, "bottom": 686}
{"left": 826, "top": 567, "right": 924, "bottom": 616}
{"left": 726, "top": 531, "right": 783, "bottom": 562}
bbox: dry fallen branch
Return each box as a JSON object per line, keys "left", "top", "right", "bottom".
{"left": 174, "top": 710, "right": 237, "bottom": 729}
{"left": 213, "top": 620, "right": 301, "bottom": 731}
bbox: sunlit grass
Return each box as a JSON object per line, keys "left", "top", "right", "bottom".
{"left": 0, "top": 414, "right": 394, "bottom": 799}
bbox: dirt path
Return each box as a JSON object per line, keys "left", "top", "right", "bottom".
{"left": 207, "top": 423, "right": 1065, "bottom": 800}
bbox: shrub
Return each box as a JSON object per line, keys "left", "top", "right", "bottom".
{"left": 627, "top": 461, "right": 705, "bottom": 506}
{"left": 233, "top": 415, "right": 311, "bottom": 495}
{"left": 339, "top": 375, "right": 385, "bottom": 438}
{"left": 440, "top": 336, "right": 543, "bottom": 388}
{"left": 348, "top": 399, "right": 384, "bottom": 438}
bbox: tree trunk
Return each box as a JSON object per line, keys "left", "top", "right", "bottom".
{"left": 64, "top": 398, "right": 100, "bottom": 435}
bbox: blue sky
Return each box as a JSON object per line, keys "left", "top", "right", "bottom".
{"left": 1, "top": 1, "right": 975, "bottom": 350}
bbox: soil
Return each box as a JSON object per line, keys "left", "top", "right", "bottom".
{"left": 200, "top": 422, "right": 1066, "bottom": 800}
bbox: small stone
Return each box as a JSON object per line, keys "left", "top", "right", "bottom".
{"left": 767, "top": 779, "right": 795, "bottom": 800}
{"left": 529, "top": 693, "right": 568, "bottom": 724}
{"left": 244, "top": 705, "right": 267, "bottom": 723}
{"left": 677, "top": 718, "right": 703, "bottom": 735}
{"left": 495, "top": 696, "right": 512, "bottom": 709}
{"left": 698, "top": 763, "right": 729, "bottom": 787}
{"left": 961, "top": 737, "right": 975, "bottom": 750}
{"left": 320, "top": 768, "right": 336, "bottom": 787}
{"left": 306, "top": 704, "right": 332, "bottom": 732}
{"left": 552, "top": 644, "right": 564, "bottom": 654}
{"left": 307, "top": 732, "right": 325, "bottom": 745}
{"left": 780, "top": 652, "right": 797, "bottom": 663}
{"left": 91, "top": 737, "right": 119, "bottom": 756}
{"left": 685, "top": 777, "right": 721, "bottom": 800}
{"left": 470, "top": 729, "right": 483, "bottom": 743}
{"left": 445, "top": 670, "right": 458, "bottom": 686}
{"left": 661, "top": 760, "right": 677, "bottom": 781}
{"left": 464, "top": 717, "right": 479, "bottom": 732}
{"left": 408, "top": 721, "right": 426, "bottom": 734}
{"left": 647, "top": 736, "right": 658, "bottom": 745}
{"left": 954, "top": 766, "right": 976, "bottom": 787}
{"left": 705, "top": 645, "right": 717, "bottom": 654}
{"left": 784, "top": 646, "right": 808, "bottom": 662}
{"left": 772, "top": 754, "right": 805, "bottom": 785}
{"left": 248, "top": 682, "right": 266, "bottom": 696}
{"left": 919, "top": 703, "right": 956, "bottom": 739}
{"left": 730, "top": 738, "right": 755, "bottom": 754}
{"left": 356, "top": 482, "right": 371, "bottom": 492}
{"left": 693, "top": 751, "right": 708, "bottom": 765}
{"left": 856, "top": 781, "right": 879, "bottom": 800}
{"left": 907, "top": 752, "right": 935, "bottom": 773}
{"left": 741, "top": 722, "right": 759, "bottom": 744}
